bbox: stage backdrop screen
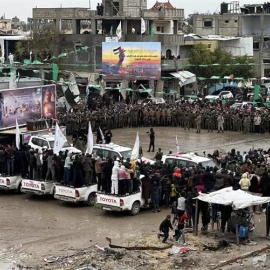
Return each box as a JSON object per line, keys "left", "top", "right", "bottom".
{"left": 102, "top": 42, "right": 161, "bottom": 80}
{"left": 0, "top": 84, "right": 56, "bottom": 130}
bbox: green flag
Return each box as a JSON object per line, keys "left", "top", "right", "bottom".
{"left": 110, "top": 25, "right": 113, "bottom": 37}
{"left": 151, "top": 23, "right": 155, "bottom": 38}
{"left": 254, "top": 84, "right": 260, "bottom": 101}
{"left": 52, "top": 63, "right": 59, "bottom": 82}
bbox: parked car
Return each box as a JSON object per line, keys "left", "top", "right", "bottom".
{"left": 28, "top": 135, "right": 81, "bottom": 154}
{"left": 205, "top": 90, "right": 233, "bottom": 100}
{"left": 140, "top": 98, "right": 165, "bottom": 106}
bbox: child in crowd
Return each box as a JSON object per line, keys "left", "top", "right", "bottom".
{"left": 158, "top": 215, "right": 173, "bottom": 243}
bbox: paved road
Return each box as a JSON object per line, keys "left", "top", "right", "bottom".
{"left": 0, "top": 127, "right": 269, "bottom": 269}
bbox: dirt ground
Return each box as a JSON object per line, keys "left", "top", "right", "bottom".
{"left": 1, "top": 127, "right": 270, "bottom": 269}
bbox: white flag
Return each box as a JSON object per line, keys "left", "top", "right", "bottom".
{"left": 86, "top": 121, "right": 94, "bottom": 154}
{"left": 131, "top": 132, "right": 140, "bottom": 161}
{"left": 99, "top": 126, "right": 105, "bottom": 143}
{"left": 141, "top": 18, "right": 146, "bottom": 34}
{"left": 116, "top": 21, "right": 122, "bottom": 40}
{"left": 176, "top": 135, "right": 179, "bottom": 153}
{"left": 53, "top": 122, "right": 67, "bottom": 154}
{"left": 15, "top": 119, "right": 20, "bottom": 149}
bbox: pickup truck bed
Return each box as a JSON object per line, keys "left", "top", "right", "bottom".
{"left": 54, "top": 184, "right": 97, "bottom": 206}
{"left": 95, "top": 191, "right": 143, "bottom": 215}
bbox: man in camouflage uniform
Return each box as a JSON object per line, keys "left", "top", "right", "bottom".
{"left": 206, "top": 113, "right": 214, "bottom": 132}
{"left": 195, "top": 113, "right": 202, "bottom": 133}
{"left": 184, "top": 113, "right": 190, "bottom": 131}
{"left": 243, "top": 115, "right": 251, "bottom": 134}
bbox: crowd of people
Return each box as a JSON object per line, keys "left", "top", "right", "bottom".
{"left": 57, "top": 95, "right": 270, "bottom": 136}
{"left": 156, "top": 147, "right": 270, "bottom": 244}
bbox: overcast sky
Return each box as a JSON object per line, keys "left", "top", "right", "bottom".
{"left": 2, "top": 0, "right": 265, "bottom": 21}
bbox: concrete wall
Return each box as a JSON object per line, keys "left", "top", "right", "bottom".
{"left": 0, "top": 20, "right": 12, "bottom": 30}
{"left": 193, "top": 14, "right": 240, "bottom": 36}
{"left": 154, "top": 21, "right": 173, "bottom": 34}
{"left": 242, "top": 15, "right": 270, "bottom": 35}
{"left": 161, "top": 45, "right": 178, "bottom": 57}
{"left": 220, "top": 37, "right": 253, "bottom": 56}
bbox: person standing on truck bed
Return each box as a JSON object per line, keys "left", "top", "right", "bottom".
{"left": 111, "top": 160, "right": 120, "bottom": 195}
{"left": 95, "top": 157, "right": 102, "bottom": 190}
{"left": 73, "top": 155, "right": 85, "bottom": 187}
{"left": 118, "top": 165, "right": 128, "bottom": 196}
{"left": 46, "top": 150, "right": 56, "bottom": 182}
{"left": 0, "top": 146, "right": 6, "bottom": 175}
{"left": 83, "top": 153, "right": 93, "bottom": 186}
{"left": 64, "top": 153, "right": 73, "bottom": 185}
{"left": 29, "top": 149, "right": 37, "bottom": 179}
{"left": 36, "top": 149, "right": 43, "bottom": 180}
{"left": 102, "top": 158, "right": 113, "bottom": 193}
{"left": 147, "top": 128, "right": 155, "bottom": 153}
{"left": 5, "top": 144, "right": 15, "bottom": 176}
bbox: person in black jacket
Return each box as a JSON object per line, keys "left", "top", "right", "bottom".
{"left": 158, "top": 215, "right": 173, "bottom": 243}
{"left": 147, "top": 128, "right": 155, "bottom": 152}
{"left": 102, "top": 158, "right": 113, "bottom": 193}
{"left": 73, "top": 155, "right": 84, "bottom": 187}
{"left": 161, "top": 177, "right": 171, "bottom": 209}
{"left": 203, "top": 167, "right": 215, "bottom": 192}
{"left": 105, "top": 129, "right": 113, "bottom": 144}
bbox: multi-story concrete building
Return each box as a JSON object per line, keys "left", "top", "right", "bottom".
{"left": 32, "top": 1, "right": 191, "bottom": 94}
{"left": 192, "top": 1, "right": 270, "bottom": 77}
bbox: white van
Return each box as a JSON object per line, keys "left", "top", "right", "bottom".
{"left": 161, "top": 152, "right": 216, "bottom": 168}
{"left": 93, "top": 143, "right": 154, "bottom": 164}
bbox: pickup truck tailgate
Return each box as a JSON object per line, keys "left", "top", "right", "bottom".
{"left": 22, "top": 179, "right": 42, "bottom": 191}
{"left": 0, "top": 177, "right": 7, "bottom": 186}
{"left": 55, "top": 186, "right": 76, "bottom": 198}
{"left": 96, "top": 193, "right": 121, "bottom": 207}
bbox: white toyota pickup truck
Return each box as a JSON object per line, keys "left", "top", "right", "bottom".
{"left": 54, "top": 184, "right": 97, "bottom": 206}
{"left": 21, "top": 179, "right": 54, "bottom": 196}
{"left": 0, "top": 176, "right": 22, "bottom": 193}
{"left": 95, "top": 189, "right": 145, "bottom": 216}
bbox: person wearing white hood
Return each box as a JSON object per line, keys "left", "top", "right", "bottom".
{"left": 36, "top": 149, "right": 43, "bottom": 180}
{"left": 111, "top": 160, "right": 120, "bottom": 195}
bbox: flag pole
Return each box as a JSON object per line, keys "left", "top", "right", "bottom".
{"left": 140, "top": 0, "right": 143, "bottom": 42}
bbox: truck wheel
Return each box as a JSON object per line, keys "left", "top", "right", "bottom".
{"left": 130, "top": 202, "right": 140, "bottom": 216}
{"left": 17, "top": 183, "right": 22, "bottom": 194}
{"left": 86, "top": 193, "right": 95, "bottom": 206}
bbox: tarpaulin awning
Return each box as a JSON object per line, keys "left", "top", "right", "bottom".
{"left": 170, "top": 71, "right": 196, "bottom": 87}
{"left": 196, "top": 187, "right": 270, "bottom": 210}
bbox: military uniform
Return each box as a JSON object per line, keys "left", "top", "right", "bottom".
{"left": 195, "top": 114, "right": 202, "bottom": 133}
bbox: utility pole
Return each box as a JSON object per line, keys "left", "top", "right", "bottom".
{"left": 259, "top": 13, "right": 265, "bottom": 78}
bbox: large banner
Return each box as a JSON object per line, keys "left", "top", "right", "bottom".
{"left": 102, "top": 42, "right": 161, "bottom": 80}
{"left": 0, "top": 84, "right": 56, "bottom": 130}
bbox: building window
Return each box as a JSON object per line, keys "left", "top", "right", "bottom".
{"left": 253, "top": 42, "right": 259, "bottom": 50}
{"left": 166, "top": 49, "right": 172, "bottom": 59}
{"left": 235, "top": 20, "right": 238, "bottom": 23}
{"left": 225, "top": 20, "right": 229, "bottom": 23}
{"left": 203, "top": 20, "right": 212, "bottom": 27}
{"left": 156, "top": 26, "right": 164, "bottom": 33}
